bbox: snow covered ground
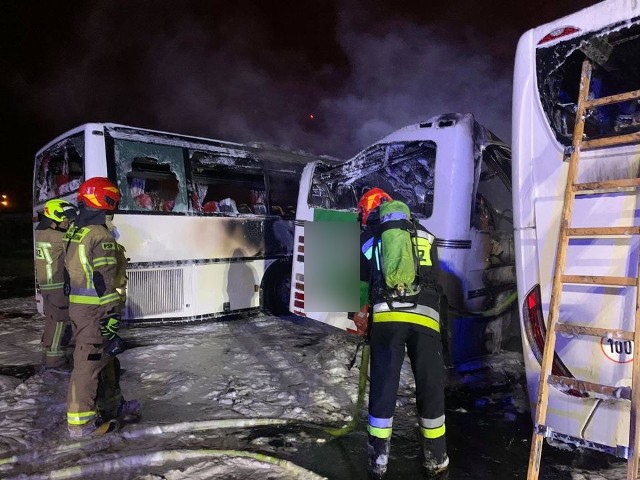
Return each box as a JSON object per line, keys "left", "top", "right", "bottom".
{"left": 0, "top": 290, "right": 631, "bottom": 479}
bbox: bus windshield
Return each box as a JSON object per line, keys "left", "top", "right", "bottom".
{"left": 308, "top": 140, "right": 437, "bottom": 218}
{"left": 537, "top": 18, "right": 640, "bottom": 146}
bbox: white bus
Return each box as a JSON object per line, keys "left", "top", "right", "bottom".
{"left": 290, "top": 113, "right": 517, "bottom": 366}
{"left": 33, "top": 123, "right": 334, "bottom": 323}
{"left": 513, "top": 1, "right": 640, "bottom": 456}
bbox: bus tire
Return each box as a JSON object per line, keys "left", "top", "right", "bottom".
{"left": 262, "top": 260, "right": 292, "bottom": 316}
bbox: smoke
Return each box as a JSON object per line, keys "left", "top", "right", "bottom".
{"left": 4, "top": 0, "right": 516, "bottom": 166}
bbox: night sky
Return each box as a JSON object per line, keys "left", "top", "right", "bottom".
{"left": 1, "top": 0, "right": 601, "bottom": 212}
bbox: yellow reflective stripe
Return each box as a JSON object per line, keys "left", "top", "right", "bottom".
{"left": 67, "top": 411, "right": 97, "bottom": 425}
{"left": 70, "top": 292, "right": 119, "bottom": 305}
{"left": 40, "top": 282, "right": 65, "bottom": 290}
{"left": 78, "top": 244, "right": 93, "bottom": 289}
{"left": 367, "top": 424, "right": 392, "bottom": 439}
{"left": 36, "top": 241, "right": 55, "bottom": 283}
{"left": 69, "top": 294, "right": 101, "bottom": 305}
{"left": 421, "top": 423, "right": 446, "bottom": 439}
{"left": 99, "top": 293, "right": 120, "bottom": 305}
{"left": 93, "top": 257, "right": 117, "bottom": 267}
{"left": 65, "top": 226, "right": 89, "bottom": 243}
{"left": 373, "top": 311, "right": 440, "bottom": 332}
{"left": 49, "top": 321, "right": 65, "bottom": 354}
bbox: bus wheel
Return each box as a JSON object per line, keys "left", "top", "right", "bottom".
{"left": 262, "top": 261, "right": 292, "bottom": 316}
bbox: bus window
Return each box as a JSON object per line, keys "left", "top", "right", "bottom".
{"left": 34, "top": 134, "right": 84, "bottom": 202}
{"left": 189, "top": 151, "right": 266, "bottom": 216}
{"left": 537, "top": 21, "right": 640, "bottom": 146}
{"left": 267, "top": 171, "right": 298, "bottom": 219}
{"left": 127, "top": 158, "right": 180, "bottom": 212}
{"left": 113, "top": 139, "right": 188, "bottom": 213}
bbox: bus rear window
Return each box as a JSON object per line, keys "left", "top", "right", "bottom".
{"left": 310, "top": 141, "right": 436, "bottom": 219}
{"left": 34, "top": 134, "right": 84, "bottom": 203}
{"left": 536, "top": 19, "right": 640, "bottom": 146}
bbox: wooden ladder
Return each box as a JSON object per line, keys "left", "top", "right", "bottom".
{"left": 527, "top": 59, "right": 640, "bottom": 480}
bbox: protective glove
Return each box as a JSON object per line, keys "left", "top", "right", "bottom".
{"left": 99, "top": 314, "right": 121, "bottom": 340}
{"left": 104, "top": 334, "right": 126, "bottom": 356}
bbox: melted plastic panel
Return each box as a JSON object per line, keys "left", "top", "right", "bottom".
{"left": 34, "top": 134, "right": 84, "bottom": 203}
{"left": 114, "top": 139, "right": 188, "bottom": 213}
{"left": 536, "top": 18, "right": 640, "bottom": 146}
{"left": 309, "top": 141, "right": 437, "bottom": 218}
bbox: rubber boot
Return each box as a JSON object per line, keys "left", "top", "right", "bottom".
{"left": 422, "top": 437, "right": 449, "bottom": 477}
{"left": 367, "top": 434, "right": 390, "bottom": 480}
{"left": 68, "top": 418, "right": 119, "bottom": 439}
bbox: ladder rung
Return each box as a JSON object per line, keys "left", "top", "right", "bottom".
{"left": 584, "top": 88, "right": 640, "bottom": 109}
{"left": 548, "top": 375, "right": 631, "bottom": 400}
{"left": 555, "top": 323, "right": 635, "bottom": 341}
{"left": 567, "top": 226, "right": 640, "bottom": 236}
{"left": 573, "top": 178, "right": 640, "bottom": 193}
{"left": 582, "top": 131, "right": 640, "bottom": 150}
{"left": 561, "top": 275, "right": 637, "bottom": 286}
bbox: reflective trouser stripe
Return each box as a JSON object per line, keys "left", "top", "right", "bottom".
{"left": 46, "top": 321, "right": 66, "bottom": 357}
{"left": 420, "top": 415, "right": 446, "bottom": 438}
{"left": 421, "top": 423, "right": 446, "bottom": 439}
{"left": 368, "top": 415, "right": 393, "bottom": 439}
{"left": 368, "top": 425, "right": 392, "bottom": 439}
{"left": 67, "top": 411, "right": 97, "bottom": 425}
{"left": 373, "top": 311, "right": 440, "bottom": 333}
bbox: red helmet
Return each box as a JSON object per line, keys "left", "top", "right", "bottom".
{"left": 357, "top": 187, "right": 392, "bottom": 225}
{"left": 78, "top": 177, "right": 121, "bottom": 211}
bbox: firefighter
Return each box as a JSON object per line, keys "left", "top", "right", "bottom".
{"left": 35, "top": 199, "right": 77, "bottom": 370}
{"left": 358, "top": 187, "right": 449, "bottom": 479}
{"left": 64, "top": 177, "right": 140, "bottom": 438}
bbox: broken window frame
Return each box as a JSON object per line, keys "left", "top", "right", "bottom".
{"left": 113, "top": 139, "right": 188, "bottom": 213}
{"left": 33, "top": 133, "right": 84, "bottom": 204}
{"left": 188, "top": 150, "right": 268, "bottom": 217}
{"left": 473, "top": 144, "right": 513, "bottom": 232}
{"left": 308, "top": 140, "right": 437, "bottom": 219}
{"left": 536, "top": 17, "right": 640, "bottom": 146}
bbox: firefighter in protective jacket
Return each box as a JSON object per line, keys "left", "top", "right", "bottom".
{"left": 64, "top": 177, "right": 140, "bottom": 438}
{"left": 359, "top": 187, "right": 449, "bottom": 479}
{"left": 35, "top": 199, "right": 77, "bottom": 369}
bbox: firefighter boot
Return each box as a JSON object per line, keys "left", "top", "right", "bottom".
{"left": 68, "top": 418, "right": 119, "bottom": 439}
{"left": 367, "top": 434, "right": 390, "bottom": 480}
{"left": 422, "top": 437, "right": 449, "bottom": 477}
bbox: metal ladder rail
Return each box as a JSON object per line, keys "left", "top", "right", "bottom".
{"left": 527, "top": 59, "right": 640, "bottom": 480}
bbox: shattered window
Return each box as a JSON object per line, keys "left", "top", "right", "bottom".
{"left": 34, "top": 133, "right": 84, "bottom": 203}
{"left": 536, "top": 19, "right": 640, "bottom": 146}
{"left": 309, "top": 141, "right": 436, "bottom": 219}
{"left": 113, "top": 140, "right": 188, "bottom": 213}
{"left": 474, "top": 144, "right": 513, "bottom": 231}
{"left": 189, "top": 151, "right": 266, "bottom": 216}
